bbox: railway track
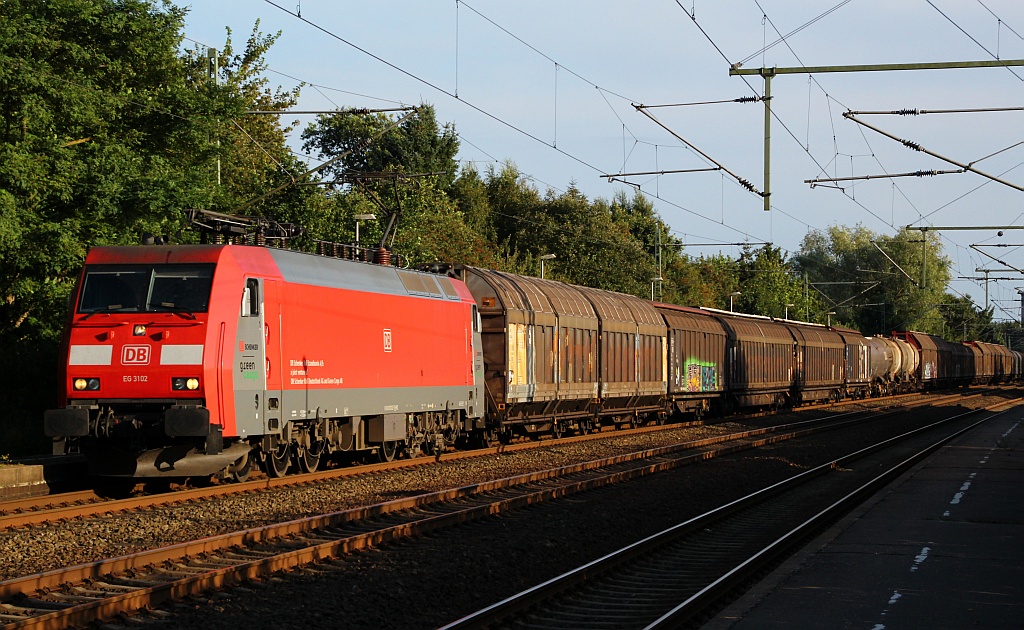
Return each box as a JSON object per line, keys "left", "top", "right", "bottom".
{"left": 0, "top": 390, "right": 996, "bottom": 628}
{"left": 439, "top": 397, "right": 1021, "bottom": 630}
{"left": 0, "top": 390, "right": 969, "bottom": 531}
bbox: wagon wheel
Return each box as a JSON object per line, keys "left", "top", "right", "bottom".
{"left": 227, "top": 451, "right": 253, "bottom": 483}
{"left": 551, "top": 421, "right": 564, "bottom": 439}
{"left": 264, "top": 442, "right": 291, "bottom": 478}
{"left": 377, "top": 440, "right": 398, "bottom": 463}
{"left": 299, "top": 439, "right": 327, "bottom": 473}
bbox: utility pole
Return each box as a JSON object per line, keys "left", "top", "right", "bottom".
{"left": 977, "top": 269, "right": 991, "bottom": 309}
{"left": 762, "top": 71, "right": 772, "bottom": 212}
{"left": 730, "top": 59, "right": 1024, "bottom": 219}
{"left": 208, "top": 47, "right": 220, "bottom": 186}
{"left": 922, "top": 236, "right": 926, "bottom": 290}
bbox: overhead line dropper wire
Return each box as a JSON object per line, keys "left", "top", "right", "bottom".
{"left": 262, "top": 0, "right": 604, "bottom": 175}
{"left": 261, "top": 0, "right": 771, "bottom": 242}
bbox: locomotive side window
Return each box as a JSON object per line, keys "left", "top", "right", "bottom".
{"left": 79, "top": 264, "right": 214, "bottom": 314}
{"left": 242, "top": 278, "right": 260, "bottom": 317}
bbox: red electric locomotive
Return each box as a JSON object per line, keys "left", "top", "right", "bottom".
{"left": 45, "top": 244, "right": 485, "bottom": 479}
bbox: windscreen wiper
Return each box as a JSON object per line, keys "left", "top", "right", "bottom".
{"left": 148, "top": 302, "right": 197, "bottom": 320}
{"left": 80, "top": 305, "right": 134, "bottom": 320}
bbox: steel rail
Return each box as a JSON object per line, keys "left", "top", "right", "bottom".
{"left": 648, "top": 399, "right": 1020, "bottom": 628}
{"left": 0, "top": 394, "right": 976, "bottom": 628}
{"left": 0, "top": 417, "right": 705, "bottom": 529}
{"left": 0, "top": 389, "right": 966, "bottom": 531}
{"left": 438, "top": 396, "right": 1018, "bottom": 630}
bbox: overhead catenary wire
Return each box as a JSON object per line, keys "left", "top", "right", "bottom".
{"left": 844, "top": 112, "right": 1024, "bottom": 192}
{"left": 633, "top": 105, "right": 762, "bottom": 196}
{"left": 734, "top": 0, "right": 855, "bottom": 68}
{"left": 187, "top": 18, "right": 779, "bottom": 251}
{"left": 261, "top": 0, "right": 774, "bottom": 245}
{"left": 250, "top": 1, "right": 1016, "bottom": 303}
{"left": 806, "top": 168, "right": 966, "bottom": 186}
{"left": 927, "top": 0, "right": 1024, "bottom": 81}
{"left": 675, "top": 0, "right": 883, "bottom": 235}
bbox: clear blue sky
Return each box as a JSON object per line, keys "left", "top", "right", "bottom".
{"left": 181, "top": 1, "right": 1024, "bottom": 320}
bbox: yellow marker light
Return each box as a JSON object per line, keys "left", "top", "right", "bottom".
{"left": 186, "top": 378, "right": 200, "bottom": 390}
{"left": 74, "top": 378, "right": 88, "bottom": 391}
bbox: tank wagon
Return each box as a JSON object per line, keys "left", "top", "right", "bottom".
{"left": 893, "top": 331, "right": 973, "bottom": 389}
{"left": 45, "top": 243, "right": 1022, "bottom": 480}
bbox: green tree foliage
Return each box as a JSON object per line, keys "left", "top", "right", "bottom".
{"left": 449, "top": 164, "right": 496, "bottom": 243}
{"left": 795, "top": 225, "right": 952, "bottom": 334}
{"left": 301, "top": 104, "right": 459, "bottom": 189}
{"left": 737, "top": 245, "right": 817, "bottom": 320}
{"left": 190, "top": 24, "right": 320, "bottom": 224}
{"left": 0, "top": 1, "right": 305, "bottom": 454}
{"left": 298, "top": 105, "right": 469, "bottom": 260}
{"left": 667, "top": 253, "right": 739, "bottom": 309}
{"left": 1, "top": 0, "right": 208, "bottom": 343}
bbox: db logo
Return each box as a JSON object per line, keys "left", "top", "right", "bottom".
{"left": 383, "top": 329, "right": 392, "bottom": 353}
{"left": 122, "top": 345, "right": 151, "bottom": 365}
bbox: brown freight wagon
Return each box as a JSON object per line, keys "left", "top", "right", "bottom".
{"left": 786, "top": 322, "right": 848, "bottom": 404}
{"left": 704, "top": 309, "right": 796, "bottom": 410}
{"left": 654, "top": 304, "right": 728, "bottom": 418}
{"left": 458, "top": 266, "right": 600, "bottom": 438}
{"left": 975, "top": 340, "right": 1014, "bottom": 383}
{"left": 833, "top": 325, "right": 872, "bottom": 399}
{"left": 961, "top": 341, "right": 988, "bottom": 384}
{"left": 576, "top": 286, "right": 667, "bottom": 429}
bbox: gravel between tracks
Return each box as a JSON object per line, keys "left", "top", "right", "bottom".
{"left": 152, "top": 393, "right": 1017, "bottom": 630}
{"left": 1, "top": 392, "right": 1014, "bottom": 627}
{"left": 2, "top": 421, "right": 747, "bottom": 580}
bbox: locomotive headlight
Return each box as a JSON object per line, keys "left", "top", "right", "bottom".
{"left": 172, "top": 377, "right": 201, "bottom": 391}
{"left": 133, "top": 324, "right": 147, "bottom": 336}
{"left": 75, "top": 378, "right": 100, "bottom": 391}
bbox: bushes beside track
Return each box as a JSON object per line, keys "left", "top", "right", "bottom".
{"left": 0, "top": 339, "right": 57, "bottom": 457}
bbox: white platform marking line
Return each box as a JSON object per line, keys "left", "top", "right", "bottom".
{"left": 875, "top": 419, "right": 1020, "bottom": 624}
{"left": 910, "top": 546, "right": 930, "bottom": 572}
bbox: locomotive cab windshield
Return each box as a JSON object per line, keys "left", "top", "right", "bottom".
{"left": 78, "top": 264, "right": 215, "bottom": 315}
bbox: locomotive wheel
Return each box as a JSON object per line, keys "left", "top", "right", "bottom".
{"left": 227, "top": 452, "right": 253, "bottom": 483}
{"left": 377, "top": 440, "right": 398, "bottom": 462}
{"left": 298, "top": 440, "right": 326, "bottom": 473}
{"left": 265, "top": 443, "right": 291, "bottom": 478}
